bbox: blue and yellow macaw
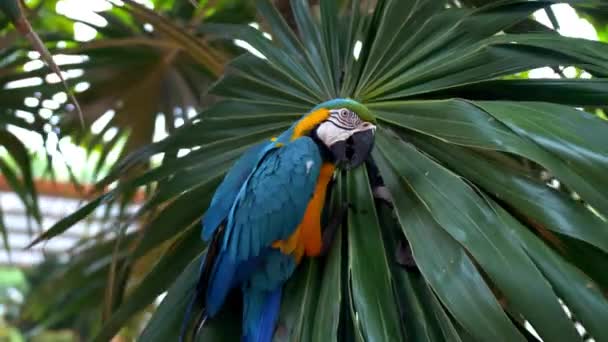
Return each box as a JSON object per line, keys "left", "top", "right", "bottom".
{"left": 182, "top": 98, "right": 376, "bottom": 342}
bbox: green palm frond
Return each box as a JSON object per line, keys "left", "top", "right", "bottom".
{"left": 0, "top": 0, "right": 250, "bottom": 336}
{"left": 24, "top": 0, "right": 608, "bottom": 340}
{"left": 1, "top": 0, "right": 254, "bottom": 182}
{"left": 0, "top": 0, "right": 252, "bottom": 260}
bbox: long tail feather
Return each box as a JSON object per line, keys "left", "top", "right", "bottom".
{"left": 243, "top": 287, "right": 282, "bottom": 342}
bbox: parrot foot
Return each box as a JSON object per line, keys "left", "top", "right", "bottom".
{"left": 373, "top": 185, "right": 393, "bottom": 206}
{"left": 395, "top": 240, "right": 418, "bottom": 270}
{"left": 274, "top": 322, "right": 288, "bottom": 340}
{"left": 366, "top": 157, "right": 393, "bottom": 207}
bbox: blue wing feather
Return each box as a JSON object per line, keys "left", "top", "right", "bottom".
{"left": 223, "top": 137, "right": 322, "bottom": 261}
{"left": 242, "top": 251, "right": 296, "bottom": 342}
{"left": 203, "top": 137, "right": 322, "bottom": 315}
{"left": 202, "top": 141, "right": 269, "bottom": 241}
{"left": 242, "top": 287, "right": 282, "bottom": 342}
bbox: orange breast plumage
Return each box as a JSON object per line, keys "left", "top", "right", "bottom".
{"left": 272, "top": 163, "right": 335, "bottom": 262}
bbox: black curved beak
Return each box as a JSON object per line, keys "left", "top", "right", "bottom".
{"left": 330, "top": 129, "right": 375, "bottom": 169}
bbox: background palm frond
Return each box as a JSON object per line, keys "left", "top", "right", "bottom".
{"left": 6, "top": 0, "right": 608, "bottom": 340}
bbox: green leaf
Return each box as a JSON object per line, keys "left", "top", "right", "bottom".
{"left": 490, "top": 33, "right": 608, "bottom": 76}
{"left": 203, "top": 22, "right": 324, "bottom": 102}
{"left": 35, "top": 282, "right": 106, "bottom": 332}
{"left": 358, "top": 1, "right": 580, "bottom": 99}
{"left": 22, "top": 234, "right": 137, "bottom": 327}
{"left": 290, "top": 0, "right": 335, "bottom": 96}
{"left": 375, "top": 129, "right": 580, "bottom": 342}
{"left": 0, "top": 129, "right": 40, "bottom": 222}
{"left": 137, "top": 253, "right": 203, "bottom": 342}
{"left": 1, "top": 1, "right": 86, "bottom": 127}
{"left": 372, "top": 100, "right": 608, "bottom": 218}
{"left": 275, "top": 260, "right": 321, "bottom": 341}
{"left": 478, "top": 101, "right": 608, "bottom": 215}
{"left": 356, "top": 0, "right": 446, "bottom": 96}
{"left": 319, "top": 0, "right": 341, "bottom": 95}
{"left": 340, "top": 0, "right": 372, "bottom": 96}
{"left": 255, "top": 0, "right": 301, "bottom": 57}
{"left": 120, "top": 0, "right": 222, "bottom": 75}
{"left": 427, "top": 292, "right": 467, "bottom": 342}
{"left": 558, "top": 236, "right": 608, "bottom": 291}
{"left": 130, "top": 181, "right": 218, "bottom": 260}
{"left": 310, "top": 228, "right": 342, "bottom": 341}
{"left": 27, "top": 193, "right": 113, "bottom": 248}
{"left": 137, "top": 251, "right": 242, "bottom": 342}
{"left": 346, "top": 167, "right": 404, "bottom": 341}
{"left": 17, "top": 1, "right": 608, "bottom": 340}
{"left": 373, "top": 148, "right": 524, "bottom": 342}
{"left": 104, "top": 117, "right": 289, "bottom": 188}
{"left": 309, "top": 176, "right": 345, "bottom": 341}
{"left": 413, "top": 78, "right": 608, "bottom": 106}
{"left": 211, "top": 55, "right": 315, "bottom": 111}
{"left": 366, "top": 32, "right": 608, "bottom": 100}
{"left": 35, "top": 122, "right": 285, "bottom": 246}
{"left": 490, "top": 200, "right": 608, "bottom": 342}
{"left": 377, "top": 203, "right": 465, "bottom": 342}
{"left": 411, "top": 135, "right": 608, "bottom": 254}
{"left": 94, "top": 225, "right": 205, "bottom": 342}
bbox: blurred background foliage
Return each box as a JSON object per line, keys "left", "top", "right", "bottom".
{"left": 0, "top": 0, "right": 606, "bottom": 341}
{"left": 1, "top": 0, "right": 257, "bottom": 340}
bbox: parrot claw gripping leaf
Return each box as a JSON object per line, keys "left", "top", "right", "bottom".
{"left": 396, "top": 240, "right": 419, "bottom": 271}
{"left": 182, "top": 99, "right": 376, "bottom": 342}
{"left": 366, "top": 157, "right": 394, "bottom": 206}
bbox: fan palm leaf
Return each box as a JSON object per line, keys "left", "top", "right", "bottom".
{"left": 1, "top": 0, "right": 253, "bottom": 183}
{"left": 26, "top": 0, "right": 608, "bottom": 341}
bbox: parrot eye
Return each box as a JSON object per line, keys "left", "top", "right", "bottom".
{"left": 329, "top": 108, "right": 362, "bottom": 130}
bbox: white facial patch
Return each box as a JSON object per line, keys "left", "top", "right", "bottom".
{"left": 316, "top": 120, "right": 376, "bottom": 148}
{"left": 316, "top": 121, "right": 352, "bottom": 147}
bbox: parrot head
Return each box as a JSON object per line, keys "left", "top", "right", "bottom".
{"left": 302, "top": 98, "right": 376, "bottom": 169}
